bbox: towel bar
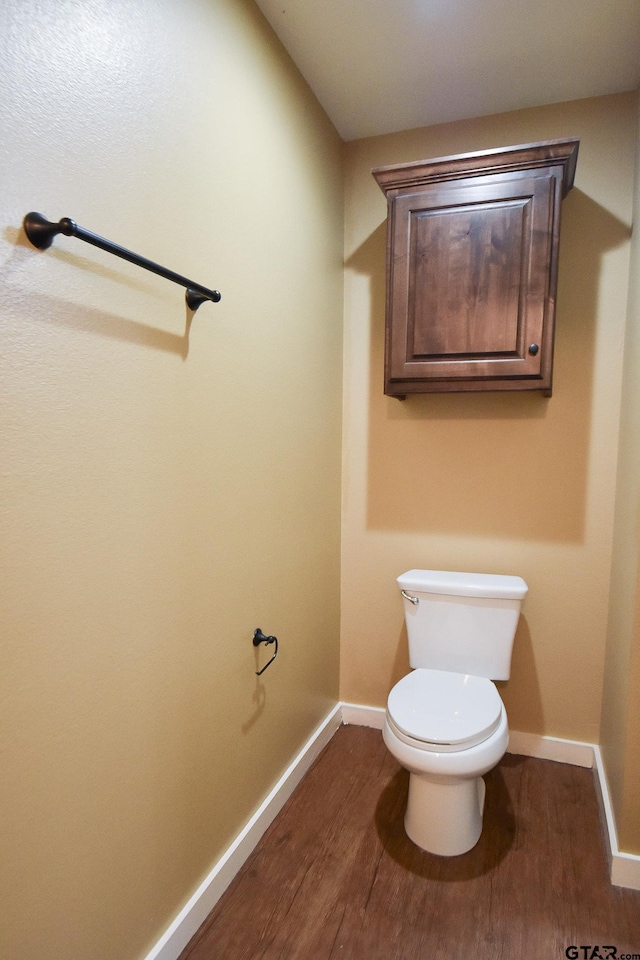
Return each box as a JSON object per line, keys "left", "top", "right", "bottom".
{"left": 23, "top": 212, "right": 221, "bottom": 311}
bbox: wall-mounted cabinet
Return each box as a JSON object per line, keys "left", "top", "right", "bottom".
{"left": 372, "top": 139, "right": 579, "bottom": 398}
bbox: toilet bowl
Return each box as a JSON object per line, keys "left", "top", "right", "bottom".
{"left": 383, "top": 668, "right": 509, "bottom": 856}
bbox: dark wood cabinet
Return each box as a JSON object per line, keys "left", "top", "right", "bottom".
{"left": 372, "top": 139, "right": 579, "bottom": 398}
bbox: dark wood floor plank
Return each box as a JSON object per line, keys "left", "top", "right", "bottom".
{"left": 180, "top": 726, "right": 640, "bottom": 960}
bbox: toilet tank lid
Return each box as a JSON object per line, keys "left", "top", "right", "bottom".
{"left": 397, "top": 569, "right": 528, "bottom": 600}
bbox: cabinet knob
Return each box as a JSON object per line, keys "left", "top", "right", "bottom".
{"left": 528, "top": 343, "right": 539, "bottom": 356}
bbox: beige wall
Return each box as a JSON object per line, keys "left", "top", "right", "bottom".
{"left": 601, "top": 92, "right": 640, "bottom": 854}
{"left": 341, "top": 94, "right": 636, "bottom": 746}
{"left": 0, "top": 2, "right": 343, "bottom": 959}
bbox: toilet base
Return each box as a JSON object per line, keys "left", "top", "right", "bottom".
{"left": 405, "top": 772, "right": 486, "bottom": 856}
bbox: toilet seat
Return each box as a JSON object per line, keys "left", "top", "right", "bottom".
{"left": 387, "top": 668, "right": 503, "bottom": 753}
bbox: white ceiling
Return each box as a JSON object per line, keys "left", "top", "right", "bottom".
{"left": 254, "top": 0, "right": 640, "bottom": 141}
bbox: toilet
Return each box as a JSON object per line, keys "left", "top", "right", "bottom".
{"left": 383, "top": 568, "right": 528, "bottom": 857}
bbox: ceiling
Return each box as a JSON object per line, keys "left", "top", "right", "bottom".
{"left": 253, "top": 0, "right": 640, "bottom": 141}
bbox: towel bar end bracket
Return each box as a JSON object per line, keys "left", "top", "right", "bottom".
{"left": 186, "top": 288, "right": 218, "bottom": 310}
{"left": 23, "top": 211, "right": 74, "bottom": 250}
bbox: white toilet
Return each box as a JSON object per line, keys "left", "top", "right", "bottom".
{"left": 383, "top": 568, "right": 528, "bottom": 857}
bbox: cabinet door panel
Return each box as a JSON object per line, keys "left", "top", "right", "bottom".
{"left": 408, "top": 198, "right": 526, "bottom": 357}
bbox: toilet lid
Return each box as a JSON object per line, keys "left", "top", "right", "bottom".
{"left": 387, "top": 669, "right": 502, "bottom": 747}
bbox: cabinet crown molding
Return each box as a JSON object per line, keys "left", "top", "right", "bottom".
{"left": 372, "top": 138, "right": 579, "bottom": 198}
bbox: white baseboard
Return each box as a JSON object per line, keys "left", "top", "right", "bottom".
{"left": 143, "top": 703, "right": 342, "bottom": 960}
{"left": 340, "top": 701, "right": 640, "bottom": 891}
{"left": 341, "top": 701, "right": 385, "bottom": 729}
{"left": 506, "top": 730, "right": 595, "bottom": 767}
{"left": 592, "top": 744, "right": 640, "bottom": 891}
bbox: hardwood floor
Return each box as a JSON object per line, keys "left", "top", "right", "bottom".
{"left": 179, "top": 725, "right": 640, "bottom": 960}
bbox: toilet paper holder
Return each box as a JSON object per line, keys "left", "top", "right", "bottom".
{"left": 253, "top": 628, "right": 278, "bottom": 675}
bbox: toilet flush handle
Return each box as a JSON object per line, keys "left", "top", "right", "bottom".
{"left": 401, "top": 590, "right": 419, "bottom": 605}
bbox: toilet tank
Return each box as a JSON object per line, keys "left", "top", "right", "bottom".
{"left": 397, "top": 569, "right": 528, "bottom": 681}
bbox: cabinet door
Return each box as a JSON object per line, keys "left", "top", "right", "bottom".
{"left": 386, "top": 169, "right": 561, "bottom": 396}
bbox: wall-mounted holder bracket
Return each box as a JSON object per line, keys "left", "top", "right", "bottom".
{"left": 23, "top": 212, "right": 221, "bottom": 312}
{"left": 253, "top": 628, "right": 278, "bottom": 676}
